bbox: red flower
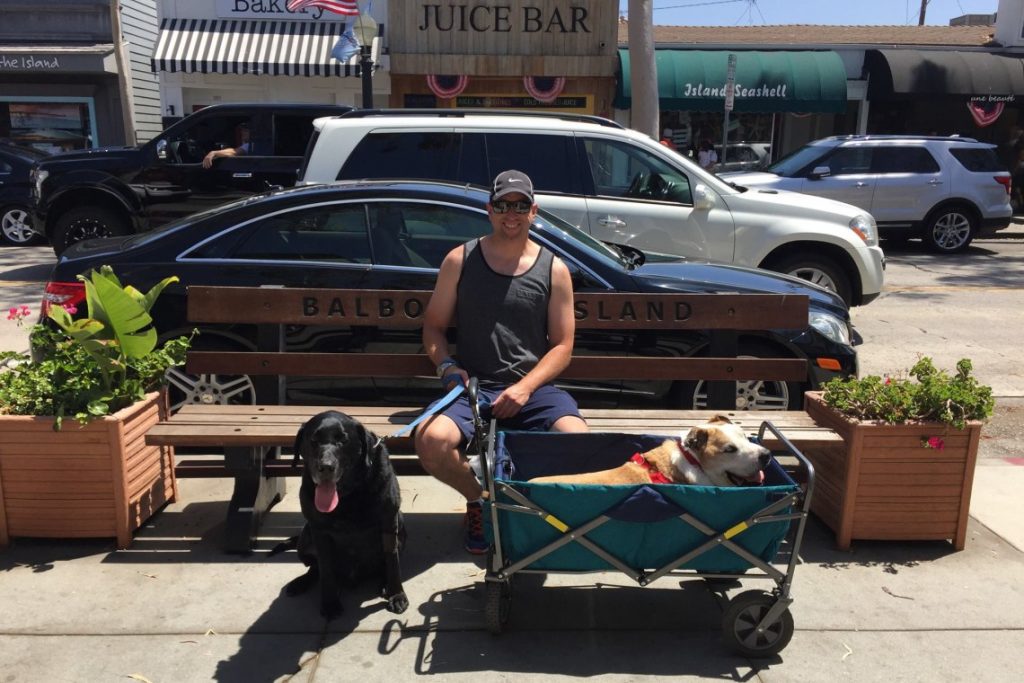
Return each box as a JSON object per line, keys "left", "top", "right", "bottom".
{"left": 922, "top": 436, "right": 945, "bottom": 450}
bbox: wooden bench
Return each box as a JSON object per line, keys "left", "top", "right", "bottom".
{"left": 146, "top": 286, "right": 842, "bottom": 552}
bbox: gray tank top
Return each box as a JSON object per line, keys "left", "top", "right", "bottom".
{"left": 455, "top": 238, "right": 554, "bottom": 384}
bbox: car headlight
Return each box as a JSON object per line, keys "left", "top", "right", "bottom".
{"left": 32, "top": 168, "right": 48, "bottom": 200}
{"left": 849, "top": 213, "right": 877, "bottom": 246}
{"left": 809, "top": 310, "right": 851, "bottom": 346}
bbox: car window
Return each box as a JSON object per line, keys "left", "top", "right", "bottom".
{"left": 482, "top": 133, "right": 579, "bottom": 195}
{"left": 823, "top": 147, "right": 872, "bottom": 175}
{"left": 164, "top": 114, "right": 256, "bottom": 164}
{"left": 766, "top": 143, "right": 831, "bottom": 177}
{"left": 366, "top": 201, "right": 491, "bottom": 268}
{"left": 338, "top": 132, "right": 460, "bottom": 182}
{"left": 191, "top": 204, "right": 372, "bottom": 263}
{"left": 950, "top": 147, "right": 1004, "bottom": 172}
{"left": 273, "top": 114, "right": 319, "bottom": 156}
{"left": 871, "top": 147, "right": 940, "bottom": 174}
{"left": 582, "top": 137, "right": 692, "bottom": 204}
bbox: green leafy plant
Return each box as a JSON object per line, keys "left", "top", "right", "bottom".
{"left": 0, "top": 266, "right": 192, "bottom": 428}
{"left": 821, "top": 357, "right": 994, "bottom": 431}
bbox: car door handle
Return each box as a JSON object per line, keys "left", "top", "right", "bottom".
{"left": 597, "top": 217, "right": 626, "bottom": 228}
{"left": 232, "top": 172, "right": 253, "bottom": 179}
{"left": 928, "top": 179, "right": 943, "bottom": 185}
{"left": 855, "top": 181, "right": 869, "bottom": 188}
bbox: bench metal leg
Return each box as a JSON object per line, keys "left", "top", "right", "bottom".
{"left": 224, "top": 446, "right": 287, "bottom": 554}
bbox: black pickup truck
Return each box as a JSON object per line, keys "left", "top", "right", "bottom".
{"left": 31, "top": 103, "right": 351, "bottom": 255}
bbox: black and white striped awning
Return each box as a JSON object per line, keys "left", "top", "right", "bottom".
{"left": 151, "top": 18, "right": 381, "bottom": 77}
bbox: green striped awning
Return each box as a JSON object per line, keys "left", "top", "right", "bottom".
{"left": 616, "top": 49, "right": 848, "bottom": 113}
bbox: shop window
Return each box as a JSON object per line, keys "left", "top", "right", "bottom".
{"left": 339, "top": 132, "right": 460, "bottom": 182}
{"left": 0, "top": 101, "right": 93, "bottom": 153}
{"left": 871, "top": 147, "right": 940, "bottom": 174}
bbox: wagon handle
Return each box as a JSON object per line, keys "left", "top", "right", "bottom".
{"left": 758, "top": 420, "right": 815, "bottom": 512}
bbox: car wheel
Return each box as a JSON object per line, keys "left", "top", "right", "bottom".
{"left": 923, "top": 206, "right": 975, "bottom": 253}
{"left": 770, "top": 253, "right": 852, "bottom": 306}
{"left": 672, "top": 344, "right": 805, "bottom": 411}
{"left": 51, "top": 206, "right": 129, "bottom": 256}
{"left": 0, "top": 205, "right": 39, "bottom": 246}
{"left": 163, "top": 337, "right": 256, "bottom": 413}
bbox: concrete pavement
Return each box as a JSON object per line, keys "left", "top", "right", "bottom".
{"left": 0, "top": 407, "right": 1022, "bottom": 682}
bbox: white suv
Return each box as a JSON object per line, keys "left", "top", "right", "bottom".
{"left": 300, "top": 110, "right": 885, "bottom": 306}
{"left": 723, "top": 135, "right": 1013, "bottom": 253}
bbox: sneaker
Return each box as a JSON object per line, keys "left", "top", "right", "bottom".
{"left": 463, "top": 501, "right": 489, "bottom": 555}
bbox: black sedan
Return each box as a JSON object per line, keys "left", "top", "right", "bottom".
{"left": 0, "top": 142, "right": 48, "bottom": 246}
{"left": 44, "top": 180, "right": 857, "bottom": 410}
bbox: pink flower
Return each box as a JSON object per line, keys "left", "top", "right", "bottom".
{"left": 922, "top": 436, "right": 945, "bottom": 450}
{"left": 63, "top": 304, "right": 77, "bottom": 315}
{"left": 6, "top": 307, "right": 16, "bottom": 320}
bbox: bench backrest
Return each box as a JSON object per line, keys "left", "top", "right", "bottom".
{"left": 184, "top": 286, "right": 810, "bottom": 409}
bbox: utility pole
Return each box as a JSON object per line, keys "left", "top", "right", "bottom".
{"left": 627, "top": 0, "right": 658, "bottom": 139}
{"left": 919, "top": 0, "right": 928, "bottom": 25}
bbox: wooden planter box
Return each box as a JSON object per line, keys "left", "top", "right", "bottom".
{"left": 0, "top": 392, "right": 177, "bottom": 549}
{"left": 803, "top": 391, "right": 982, "bottom": 551}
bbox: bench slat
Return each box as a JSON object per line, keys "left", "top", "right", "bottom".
{"left": 187, "top": 287, "right": 809, "bottom": 330}
{"left": 187, "top": 352, "right": 808, "bottom": 381}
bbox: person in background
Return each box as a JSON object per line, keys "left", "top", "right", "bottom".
{"left": 698, "top": 139, "right": 718, "bottom": 172}
{"left": 660, "top": 128, "right": 677, "bottom": 150}
{"left": 203, "top": 122, "right": 251, "bottom": 168}
{"left": 415, "top": 170, "right": 588, "bottom": 554}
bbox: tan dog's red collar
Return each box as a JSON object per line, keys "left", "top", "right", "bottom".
{"left": 629, "top": 452, "right": 673, "bottom": 484}
{"left": 678, "top": 437, "right": 704, "bottom": 473}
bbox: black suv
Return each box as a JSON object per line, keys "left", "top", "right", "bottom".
{"left": 31, "top": 103, "right": 351, "bottom": 255}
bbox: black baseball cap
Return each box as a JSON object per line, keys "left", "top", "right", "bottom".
{"left": 491, "top": 170, "right": 534, "bottom": 203}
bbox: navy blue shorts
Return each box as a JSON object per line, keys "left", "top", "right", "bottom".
{"left": 421, "top": 383, "right": 584, "bottom": 447}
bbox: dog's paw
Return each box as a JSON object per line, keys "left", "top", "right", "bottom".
{"left": 386, "top": 591, "right": 409, "bottom": 614}
{"left": 320, "top": 597, "right": 344, "bottom": 621}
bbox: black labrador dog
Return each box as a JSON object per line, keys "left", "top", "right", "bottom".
{"left": 284, "top": 410, "right": 408, "bottom": 619}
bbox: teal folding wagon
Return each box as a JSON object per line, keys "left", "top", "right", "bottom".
{"left": 477, "top": 424, "right": 815, "bottom": 658}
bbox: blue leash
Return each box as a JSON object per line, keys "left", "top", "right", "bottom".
{"left": 386, "top": 381, "right": 467, "bottom": 441}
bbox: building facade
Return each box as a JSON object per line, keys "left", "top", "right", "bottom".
{"left": 0, "top": 0, "right": 161, "bottom": 149}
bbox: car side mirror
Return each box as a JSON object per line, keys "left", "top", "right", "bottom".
{"left": 693, "top": 183, "right": 716, "bottom": 211}
{"left": 809, "top": 165, "right": 831, "bottom": 180}
{"left": 156, "top": 139, "right": 168, "bottom": 161}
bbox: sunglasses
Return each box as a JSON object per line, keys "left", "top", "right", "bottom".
{"left": 490, "top": 199, "right": 532, "bottom": 214}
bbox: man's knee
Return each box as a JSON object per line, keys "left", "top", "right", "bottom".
{"left": 415, "top": 418, "right": 462, "bottom": 467}
{"left": 552, "top": 415, "right": 588, "bottom": 433}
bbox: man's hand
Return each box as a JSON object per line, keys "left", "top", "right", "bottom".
{"left": 202, "top": 150, "right": 218, "bottom": 169}
{"left": 490, "top": 382, "right": 532, "bottom": 419}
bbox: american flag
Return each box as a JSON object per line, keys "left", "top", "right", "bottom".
{"left": 286, "top": 0, "right": 360, "bottom": 16}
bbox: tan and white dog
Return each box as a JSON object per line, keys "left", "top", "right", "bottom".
{"left": 530, "top": 415, "right": 771, "bottom": 487}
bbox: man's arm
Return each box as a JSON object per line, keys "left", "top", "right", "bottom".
{"left": 422, "top": 245, "right": 465, "bottom": 381}
{"left": 202, "top": 146, "right": 243, "bottom": 169}
{"left": 489, "top": 256, "right": 575, "bottom": 418}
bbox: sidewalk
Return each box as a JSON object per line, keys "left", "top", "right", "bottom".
{"left": 1, "top": 403, "right": 1022, "bottom": 682}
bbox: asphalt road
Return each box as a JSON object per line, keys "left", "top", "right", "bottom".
{"left": 2, "top": 223, "right": 1022, "bottom": 397}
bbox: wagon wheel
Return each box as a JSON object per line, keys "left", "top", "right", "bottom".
{"left": 484, "top": 579, "right": 512, "bottom": 634}
{"left": 721, "top": 590, "right": 794, "bottom": 657}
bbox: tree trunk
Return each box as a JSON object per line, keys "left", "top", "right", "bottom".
{"left": 627, "top": 0, "right": 659, "bottom": 139}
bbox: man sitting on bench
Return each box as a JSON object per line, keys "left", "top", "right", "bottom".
{"left": 415, "top": 170, "right": 589, "bottom": 554}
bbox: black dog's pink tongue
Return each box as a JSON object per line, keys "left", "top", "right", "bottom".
{"left": 315, "top": 482, "right": 339, "bottom": 513}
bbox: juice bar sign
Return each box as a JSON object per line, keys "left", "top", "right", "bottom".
{"left": 418, "top": 3, "right": 591, "bottom": 33}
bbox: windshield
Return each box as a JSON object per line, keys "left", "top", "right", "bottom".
{"left": 765, "top": 143, "right": 833, "bottom": 177}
